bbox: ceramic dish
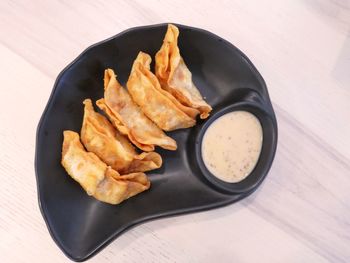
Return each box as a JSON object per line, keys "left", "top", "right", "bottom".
{"left": 35, "top": 23, "right": 278, "bottom": 261}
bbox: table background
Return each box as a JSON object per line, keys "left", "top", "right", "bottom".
{"left": 1, "top": 1, "right": 349, "bottom": 262}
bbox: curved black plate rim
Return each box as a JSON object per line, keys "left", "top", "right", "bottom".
{"left": 34, "top": 23, "right": 278, "bottom": 261}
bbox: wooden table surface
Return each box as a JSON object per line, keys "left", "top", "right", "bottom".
{"left": 1, "top": 1, "right": 349, "bottom": 262}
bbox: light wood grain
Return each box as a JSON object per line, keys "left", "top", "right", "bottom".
{"left": 1, "top": 0, "right": 349, "bottom": 262}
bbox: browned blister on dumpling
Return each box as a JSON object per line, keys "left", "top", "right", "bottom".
{"left": 61, "top": 130, "right": 150, "bottom": 205}
{"left": 127, "top": 52, "right": 197, "bottom": 131}
{"left": 155, "top": 24, "right": 212, "bottom": 119}
{"left": 81, "top": 99, "right": 162, "bottom": 173}
{"left": 96, "top": 69, "right": 177, "bottom": 151}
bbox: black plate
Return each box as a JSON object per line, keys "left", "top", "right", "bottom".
{"left": 35, "top": 23, "right": 277, "bottom": 261}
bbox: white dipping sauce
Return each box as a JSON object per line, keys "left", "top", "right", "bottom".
{"left": 201, "top": 111, "right": 263, "bottom": 183}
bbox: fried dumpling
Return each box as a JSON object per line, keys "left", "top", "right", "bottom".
{"left": 61, "top": 130, "right": 150, "bottom": 205}
{"left": 155, "top": 24, "right": 212, "bottom": 119}
{"left": 96, "top": 69, "right": 177, "bottom": 151}
{"left": 81, "top": 99, "right": 162, "bottom": 173}
{"left": 127, "top": 52, "right": 197, "bottom": 131}
{"left": 95, "top": 167, "right": 150, "bottom": 205}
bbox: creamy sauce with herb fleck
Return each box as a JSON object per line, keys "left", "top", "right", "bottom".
{"left": 201, "top": 111, "right": 263, "bottom": 183}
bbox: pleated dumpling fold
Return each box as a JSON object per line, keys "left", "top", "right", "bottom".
{"left": 61, "top": 131, "right": 150, "bottom": 205}
{"left": 96, "top": 69, "right": 177, "bottom": 151}
{"left": 81, "top": 99, "right": 162, "bottom": 174}
{"left": 127, "top": 52, "right": 198, "bottom": 131}
{"left": 155, "top": 24, "right": 212, "bottom": 119}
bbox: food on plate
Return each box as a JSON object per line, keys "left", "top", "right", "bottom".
{"left": 155, "top": 24, "right": 212, "bottom": 119}
{"left": 61, "top": 130, "right": 150, "bottom": 204}
{"left": 81, "top": 99, "right": 162, "bottom": 173}
{"left": 96, "top": 69, "right": 177, "bottom": 151}
{"left": 201, "top": 111, "right": 263, "bottom": 183}
{"left": 59, "top": 24, "right": 218, "bottom": 204}
{"left": 127, "top": 52, "right": 197, "bottom": 131}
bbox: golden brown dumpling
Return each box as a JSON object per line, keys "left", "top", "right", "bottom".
{"left": 95, "top": 167, "right": 150, "bottom": 205}
{"left": 61, "top": 130, "right": 150, "bottom": 205}
{"left": 96, "top": 69, "right": 177, "bottom": 151}
{"left": 62, "top": 130, "right": 106, "bottom": 196}
{"left": 155, "top": 24, "right": 212, "bottom": 119}
{"left": 81, "top": 99, "right": 162, "bottom": 173}
{"left": 127, "top": 52, "right": 197, "bottom": 131}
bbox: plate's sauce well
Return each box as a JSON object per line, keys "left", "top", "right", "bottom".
{"left": 201, "top": 111, "right": 263, "bottom": 183}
